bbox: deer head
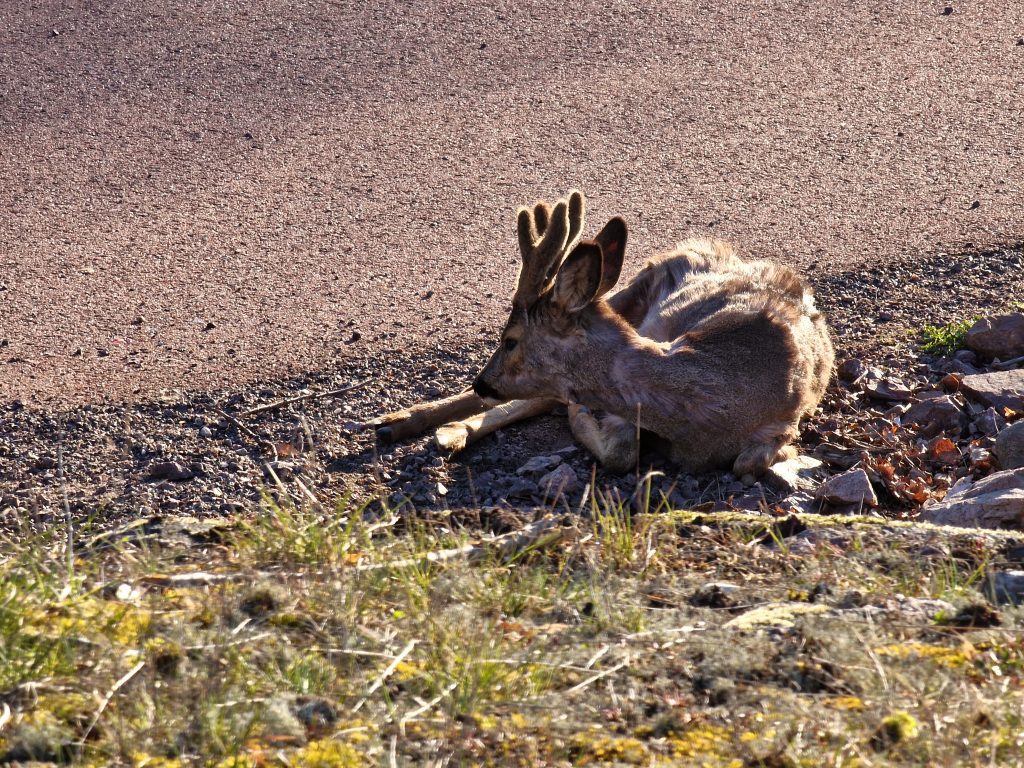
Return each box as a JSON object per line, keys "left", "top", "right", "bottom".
{"left": 473, "top": 191, "right": 628, "bottom": 402}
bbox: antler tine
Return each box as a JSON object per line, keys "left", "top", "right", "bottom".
{"left": 538, "top": 190, "right": 585, "bottom": 287}
{"left": 565, "top": 189, "right": 585, "bottom": 250}
{"left": 533, "top": 201, "right": 551, "bottom": 236}
{"left": 509, "top": 196, "right": 569, "bottom": 309}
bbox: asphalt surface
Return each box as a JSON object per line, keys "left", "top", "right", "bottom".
{"left": 2, "top": 1, "right": 1022, "bottom": 406}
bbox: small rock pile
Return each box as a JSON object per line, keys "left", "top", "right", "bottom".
{"left": 797, "top": 311, "right": 1024, "bottom": 529}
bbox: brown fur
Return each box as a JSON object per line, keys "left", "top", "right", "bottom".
{"left": 474, "top": 192, "right": 835, "bottom": 477}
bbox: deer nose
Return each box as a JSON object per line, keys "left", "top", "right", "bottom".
{"left": 473, "top": 377, "right": 502, "bottom": 401}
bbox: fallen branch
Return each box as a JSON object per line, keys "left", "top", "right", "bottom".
{"left": 398, "top": 682, "right": 458, "bottom": 734}
{"left": 239, "top": 379, "right": 369, "bottom": 418}
{"left": 565, "top": 657, "right": 632, "bottom": 694}
{"left": 353, "top": 639, "right": 418, "bottom": 712}
{"left": 352, "top": 515, "right": 573, "bottom": 572}
{"left": 215, "top": 408, "right": 278, "bottom": 460}
{"left": 138, "top": 571, "right": 252, "bottom": 589}
{"left": 78, "top": 660, "right": 146, "bottom": 745}
{"left": 991, "top": 354, "right": 1024, "bottom": 371}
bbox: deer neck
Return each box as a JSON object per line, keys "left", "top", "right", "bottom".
{"left": 565, "top": 304, "right": 666, "bottom": 416}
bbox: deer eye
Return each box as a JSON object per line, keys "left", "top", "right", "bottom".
{"left": 503, "top": 337, "right": 518, "bottom": 352}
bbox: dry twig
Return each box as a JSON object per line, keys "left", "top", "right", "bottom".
{"left": 78, "top": 660, "right": 146, "bottom": 745}
{"left": 352, "top": 516, "right": 573, "bottom": 572}
{"left": 239, "top": 380, "right": 369, "bottom": 418}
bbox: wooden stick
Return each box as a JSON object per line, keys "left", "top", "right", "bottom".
{"left": 371, "top": 388, "right": 489, "bottom": 443}
{"left": 353, "top": 515, "right": 571, "bottom": 572}
{"left": 434, "top": 397, "right": 560, "bottom": 453}
{"left": 239, "top": 379, "right": 369, "bottom": 418}
{"left": 78, "top": 660, "right": 146, "bottom": 745}
{"left": 992, "top": 354, "right": 1024, "bottom": 371}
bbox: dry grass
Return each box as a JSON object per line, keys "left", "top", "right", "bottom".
{"left": 2, "top": 493, "right": 1024, "bottom": 766}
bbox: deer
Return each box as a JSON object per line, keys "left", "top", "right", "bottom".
{"left": 371, "top": 190, "right": 834, "bottom": 481}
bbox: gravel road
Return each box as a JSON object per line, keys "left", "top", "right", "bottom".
{"left": 2, "top": 0, "right": 1022, "bottom": 406}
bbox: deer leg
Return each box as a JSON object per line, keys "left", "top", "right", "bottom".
{"left": 731, "top": 423, "right": 801, "bottom": 481}
{"left": 567, "top": 403, "right": 638, "bottom": 474}
{"left": 435, "top": 397, "right": 560, "bottom": 453}
{"left": 371, "top": 389, "right": 491, "bottom": 443}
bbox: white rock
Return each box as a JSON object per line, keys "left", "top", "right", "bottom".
{"left": 918, "top": 467, "right": 1024, "bottom": 528}
{"left": 764, "top": 455, "right": 824, "bottom": 495}
{"left": 814, "top": 468, "right": 878, "bottom": 507}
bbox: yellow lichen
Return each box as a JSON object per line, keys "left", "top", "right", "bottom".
{"left": 871, "top": 710, "right": 919, "bottom": 750}
{"left": 875, "top": 641, "right": 975, "bottom": 669}
{"left": 823, "top": 696, "right": 866, "bottom": 711}
{"left": 133, "top": 753, "right": 185, "bottom": 768}
{"left": 289, "top": 738, "right": 367, "bottom": 767}
{"left": 723, "top": 602, "right": 829, "bottom": 630}
{"left": 667, "top": 724, "right": 731, "bottom": 759}
{"left": 571, "top": 733, "right": 651, "bottom": 765}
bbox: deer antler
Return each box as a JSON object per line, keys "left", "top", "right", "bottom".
{"left": 512, "top": 190, "right": 585, "bottom": 309}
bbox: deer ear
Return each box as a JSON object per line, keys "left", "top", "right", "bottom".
{"left": 551, "top": 242, "right": 603, "bottom": 314}
{"left": 593, "top": 217, "right": 627, "bottom": 298}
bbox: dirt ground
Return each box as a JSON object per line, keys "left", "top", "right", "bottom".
{"left": 1, "top": 0, "right": 1023, "bottom": 407}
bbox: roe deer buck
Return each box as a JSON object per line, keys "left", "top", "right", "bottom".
{"left": 373, "top": 190, "right": 833, "bottom": 479}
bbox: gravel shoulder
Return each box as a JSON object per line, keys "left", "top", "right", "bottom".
{"left": 3, "top": 243, "right": 1021, "bottom": 534}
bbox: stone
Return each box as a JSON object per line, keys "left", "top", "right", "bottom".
{"left": 965, "top": 313, "right": 1024, "bottom": 360}
{"left": 883, "top": 595, "right": 955, "bottom": 621}
{"left": 265, "top": 460, "right": 296, "bottom": 480}
{"left": 864, "top": 379, "right": 914, "bottom": 402}
{"left": 902, "top": 396, "right": 963, "bottom": 437}
{"left": 814, "top": 468, "right": 878, "bottom": 508}
{"left": 994, "top": 421, "right": 1024, "bottom": 470}
{"left": 837, "top": 358, "right": 866, "bottom": 383}
{"left": 295, "top": 698, "right": 338, "bottom": 731}
{"left": 764, "top": 455, "right": 824, "bottom": 495}
{"left": 973, "top": 407, "right": 1007, "bottom": 437}
{"left": 516, "top": 455, "right": 562, "bottom": 476}
{"left": 985, "top": 570, "right": 1024, "bottom": 606}
{"left": 32, "top": 455, "right": 58, "bottom": 471}
{"left": 538, "top": 463, "right": 579, "bottom": 495}
{"left": 690, "top": 582, "right": 742, "bottom": 608}
{"left": 960, "top": 370, "right": 1024, "bottom": 413}
{"left": 148, "top": 461, "right": 193, "bottom": 481}
{"left": 938, "top": 358, "right": 981, "bottom": 376}
{"left": 918, "top": 467, "right": 1024, "bottom": 528}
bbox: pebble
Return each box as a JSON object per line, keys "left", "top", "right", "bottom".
{"left": 148, "top": 461, "right": 194, "bottom": 482}
{"left": 537, "top": 463, "right": 579, "bottom": 495}
{"left": 814, "top": 468, "right": 878, "bottom": 508}
{"left": 516, "top": 455, "right": 562, "bottom": 476}
{"left": 764, "top": 455, "right": 824, "bottom": 495}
